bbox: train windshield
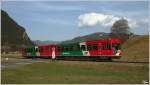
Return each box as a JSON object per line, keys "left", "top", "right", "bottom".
{"left": 112, "top": 43, "right": 121, "bottom": 50}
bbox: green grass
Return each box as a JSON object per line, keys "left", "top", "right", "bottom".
{"left": 2, "top": 61, "right": 149, "bottom": 84}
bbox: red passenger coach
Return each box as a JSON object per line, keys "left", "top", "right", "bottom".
{"left": 38, "top": 45, "right": 59, "bottom": 58}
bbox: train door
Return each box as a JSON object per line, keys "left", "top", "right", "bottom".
{"left": 87, "top": 44, "right": 99, "bottom": 56}
{"left": 112, "top": 43, "right": 121, "bottom": 56}
{"left": 35, "top": 46, "right": 40, "bottom": 56}
{"left": 52, "top": 47, "right": 56, "bottom": 59}
{"left": 79, "top": 42, "right": 90, "bottom": 56}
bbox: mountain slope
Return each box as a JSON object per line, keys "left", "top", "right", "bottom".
{"left": 1, "top": 10, "right": 34, "bottom": 53}
{"left": 33, "top": 40, "right": 61, "bottom": 45}
{"left": 60, "top": 32, "right": 131, "bottom": 44}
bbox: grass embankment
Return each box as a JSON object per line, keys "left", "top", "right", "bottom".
{"left": 119, "top": 35, "right": 149, "bottom": 62}
{"left": 2, "top": 60, "right": 148, "bottom": 84}
{"left": 1, "top": 53, "right": 23, "bottom": 59}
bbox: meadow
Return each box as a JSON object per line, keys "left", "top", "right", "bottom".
{"left": 2, "top": 58, "right": 149, "bottom": 84}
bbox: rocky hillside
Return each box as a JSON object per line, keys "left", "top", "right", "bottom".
{"left": 1, "top": 10, "right": 34, "bottom": 53}
{"left": 118, "top": 35, "right": 149, "bottom": 62}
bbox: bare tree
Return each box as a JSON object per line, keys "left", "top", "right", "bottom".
{"left": 110, "top": 18, "right": 133, "bottom": 42}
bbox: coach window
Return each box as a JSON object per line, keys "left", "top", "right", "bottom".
{"left": 106, "top": 43, "right": 109, "bottom": 50}
{"left": 105, "top": 43, "right": 108, "bottom": 50}
{"left": 81, "top": 45, "right": 86, "bottom": 51}
{"left": 31, "top": 48, "right": 33, "bottom": 52}
{"left": 62, "top": 47, "right": 65, "bottom": 52}
{"left": 103, "top": 43, "right": 107, "bottom": 50}
{"left": 29, "top": 48, "right": 31, "bottom": 52}
{"left": 32, "top": 48, "right": 34, "bottom": 52}
{"left": 35, "top": 48, "right": 38, "bottom": 52}
{"left": 39, "top": 48, "right": 41, "bottom": 52}
{"left": 57, "top": 47, "right": 61, "bottom": 51}
{"left": 72, "top": 45, "right": 76, "bottom": 51}
{"left": 107, "top": 43, "right": 111, "bottom": 50}
{"left": 27, "top": 48, "right": 29, "bottom": 52}
{"left": 40, "top": 48, "right": 43, "bottom": 52}
{"left": 70, "top": 46, "right": 73, "bottom": 51}
{"left": 43, "top": 48, "right": 46, "bottom": 52}
{"left": 87, "top": 45, "right": 92, "bottom": 51}
{"left": 63, "top": 47, "right": 66, "bottom": 52}
{"left": 77, "top": 45, "right": 81, "bottom": 51}
{"left": 49, "top": 48, "right": 52, "bottom": 51}
{"left": 102, "top": 43, "right": 105, "bottom": 50}
{"left": 104, "top": 44, "right": 106, "bottom": 50}
{"left": 64, "top": 47, "right": 69, "bottom": 52}
{"left": 93, "top": 44, "right": 98, "bottom": 50}
{"left": 59, "top": 47, "right": 62, "bottom": 51}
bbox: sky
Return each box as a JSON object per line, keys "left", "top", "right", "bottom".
{"left": 2, "top": 1, "right": 149, "bottom": 41}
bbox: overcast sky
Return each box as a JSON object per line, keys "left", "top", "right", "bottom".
{"left": 2, "top": 1, "right": 149, "bottom": 41}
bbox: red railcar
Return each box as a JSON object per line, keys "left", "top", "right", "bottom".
{"left": 85, "top": 38, "right": 121, "bottom": 58}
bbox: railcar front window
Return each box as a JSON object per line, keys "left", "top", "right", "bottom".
{"left": 81, "top": 45, "right": 86, "bottom": 51}
{"left": 112, "top": 43, "right": 120, "bottom": 50}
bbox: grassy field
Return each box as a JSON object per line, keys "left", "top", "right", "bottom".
{"left": 2, "top": 59, "right": 149, "bottom": 84}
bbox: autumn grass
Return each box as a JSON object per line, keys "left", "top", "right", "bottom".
{"left": 2, "top": 60, "right": 149, "bottom": 84}
{"left": 120, "top": 35, "right": 149, "bottom": 62}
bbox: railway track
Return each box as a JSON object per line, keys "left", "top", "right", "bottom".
{"left": 2, "top": 57, "right": 148, "bottom": 69}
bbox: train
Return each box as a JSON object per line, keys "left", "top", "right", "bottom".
{"left": 22, "top": 38, "right": 122, "bottom": 61}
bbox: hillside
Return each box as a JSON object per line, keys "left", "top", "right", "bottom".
{"left": 1, "top": 10, "right": 34, "bottom": 53}
{"left": 60, "top": 32, "right": 131, "bottom": 44}
{"left": 33, "top": 40, "right": 61, "bottom": 45}
{"left": 118, "top": 35, "right": 149, "bottom": 62}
